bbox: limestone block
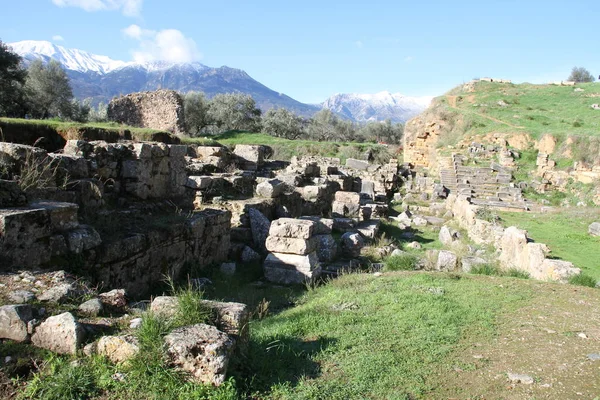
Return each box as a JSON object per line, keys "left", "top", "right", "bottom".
{"left": 357, "top": 220, "right": 381, "bottom": 240}
{"left": 30, "top": 201, "right": 79, "bottom": 231}
{"left": 256, "top": 179, "right": 285, "bottom": 198}
{"left": 436, "top": 250, "right": 458, "bottom": 272}
{"left": 38, "top": 283, "right": 82, "bottom": 303}
{"left": 241, "top": 246, "right": 261, "bottom": 263}
{"left": 332, "top": 217, "right": 355, "bottom": 232}
{"left": 165, "top": 323, "right": 235, "bottom": 386}
{"left": 0, "top": 305, "right": 36, "bottom": 342}
{"left": 31, "top": 312, "right": 84, "bottom": 355}
{"left": 264, "top": 251, "right": 320, "bottom": 273}
{"left": 150, "top": 296, "right": 179, "bottom": 318}
{"left": 234, "top": 145, "right": 265, "bottom": 171}
{"left": 460, "top": 256, "right": 487, "bottom": 273}
{"left": 186, "top": 176, "right": 213, "bottom": 190}
{"left": 589, "top": 222, "right": 600, "bottom": 237}
{"left": 268, "top": 218, "right": 315, "bottom": 239}
{"left": 203, "top": 300, "right": 249, "bottom": 340}
{"left": 64, "top": 225, "right": 102, "bottom": 253}
{"left": 346, "top": 158, "right": 369, "bottom": 170}
{"left": 314, "top": 234, "right": 338, "bottom": 262}
{"left": 78, "top": 298, "right": 104, "bottom": 317}
{"left": 97, "top": 335, "right": 140, "bottom": 363}
{"left": 249, "top": 208, "right": 270, "bottom": 253}
{"left": 0, "top": 208, "right": 52, "bottom": 247}
{"left": 300, "top": 185, "right": 324, "bottom": 201}
{"left": 360, "top": 180, "right": 375, "bottom": 200}
{"left": 265, "top": 236, "right": 317, "bottom": 255}
{"left": 132, "top": 143, "right": 152, "bottom": 159}
{"left": 332, "top": 201, "right": 360, "bottom": 218}
{"left": 195, "top": 146, "right": 225, "bottom": 159}
{"left": 334, "top": 191, "right": 360, "bottom": 204}
{"left": 299, "top": 216, "right": 333, "bottom": 234}
{"left": 439, "top": 226, "right": 459, "bottom": 246}
{"left": 264, "top": 264, "right": 322, "bottom": 284}
{"left": 99, "top": 289, "right": 128, "bottom": 310}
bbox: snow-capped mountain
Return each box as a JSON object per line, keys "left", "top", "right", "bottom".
{"left": 322, "top": 91, "right": 433, "bottom": 123}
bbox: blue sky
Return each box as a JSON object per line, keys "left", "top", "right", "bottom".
{"left": 2, "top": 0, "right": 598, "bottom": 103}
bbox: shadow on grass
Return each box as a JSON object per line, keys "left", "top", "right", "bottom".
{"left": 381, "top": 223, "right": 435, "bottom": 246}
{"left": 234, "top": 334, "right": 337, "bottom": 393}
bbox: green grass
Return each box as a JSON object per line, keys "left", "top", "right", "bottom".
{"left": 183, "top": 130, "right": 396, "bottom": 163}
{"left": 568, "top": 273, "right": 598, "bottom": 288}
{"left": 499, "top": 209, "right": 600, "bottom": 280}
{"left": 384, "top": 253, "right": 418, "bottom": 271}
{"left": 470, "top": 264, "right": 530, "bottom": 279}
{"left": 243, "top": 272, "right": 530, "bottom": 399}
{"left": 0, "top": 117, "right": 168, "bottom": 137}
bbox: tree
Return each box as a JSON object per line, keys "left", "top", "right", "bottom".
{"left": 25, "top": 59, "right": 74, "bottom": 119}
{"left": 262, "top": 108, "right": 306, "bottom": 139}
{"left": 567, "top": 66, "right": 595, "bottom": 83}
{"left": 306, "top": 109, "right": 339, "bottom": 141}
{"left": 0, "top": 40, "right": 27, "bottom": 117}
{"left": 184, "top": 91, "right": 212, "bottom": 135}
{"left": 207, "top": 93, "right": 262, "bottom": 133}
{"left": 358, "top": 119, "right": 404, "bottom": 144}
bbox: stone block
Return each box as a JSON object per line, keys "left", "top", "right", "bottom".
{"left": 340, "top": 232, "right": 364, "bottom": 258}
{"left": 264, "top": 264, "right": 322, "bottom": 284}
{"left": 268, "top": 218, "right": 316, "bottom": 239}
{"left": 132, "top": 143, "right": 152, "bottom": 159}
{"left": 30, "top": 201, "right": 79, "bottom": 231}
{"left": 234, "top": 145, "right": 265, "bottom": 171}
{"left": 256, "top": 179, "right": 285, "bottom": 198}
{"left": 357, "top": 220, "right": 381, "bottom": 240}
{"left": 300, "top": 185, "right": 324, "bottom": 201}
{"left": 64, "top": 225, "right": 102, "bottom": 253}
{"left": 97, "top": 335, "right": 140, "bottom": 363}
{"left": 360, "top": 180, "right": 375, "bottom": 200}
{"left": 265, "top": 236, "right": 317, "bottom": 255}
{"left": 299, "top": 216, "right": 333, "bottom": 234}
{"left": 165, "top": 324, "right": 235, "bottom": 386}
{"left": 436, "top": 250, "right": 458, "bottom": 272}
{"left": 589, "top": 222, "right": 600, "bottom": 237}
{"left": 264, "top": 251, "right": 320, "bottom": 273}
{"left": 332, "top": 201, "right": 360, "bottom": 218}
{"left": 334, "top": 191, "right": 360, "bottom": 204}
{"left": 333, "top": 217, "right": 356, "bottom": 232}
{"left": 314, "top": 234, "right": 338, "bottom": 262}
{"left": 346, "top": 158, "right": 369, "bottom": 170}
{"left": 31, "top": 312, "right": 84, "bottom": 355}
{"left": 186, "top": 176, "right": 213, "bottom": 190}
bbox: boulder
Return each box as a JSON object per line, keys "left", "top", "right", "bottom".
{"left": 249, "top": 208, "right": 270, "bottom": 254}
{"left": 97, "top": 335, "right": 140, "bottom": 363}
{"left": 78, "top": 298, "right": 104, "bottom": 317}
{"left": 589, "top": 222, "right": 600, "bottom": 237}
{"left": 150, "top": 296, "right": 179, "bottom": 318}
{"left": 164, "top": 324, "right": 235, "bottom": 386}
{"left": 99, "top": 289, "right": 128, "bottom": 311}
{"left": 314, "top": 234, "right": 338, "bottom": 262}
{"left": 439, "top": 226, "right": 458, "bottom": 246}
{"left": 255, "top": 179, "right": 285, "bottom": 198}
{"left": 340, "top": 232, "right": 365, "bottom": 258}
{"left": 8, "top": 290, "right": 36, "bottom": 304}
{"left": 265, "top": 236, "right": 317, "bottom": 255}
{"left": 0, "top": 305, "right": 36, "bottom": 342}
{"left": 461, "top": 256, "right": 487, "bottom": 273}
{"left": 31, "top": 312, "right": 84, "bottom": 354}
{"left": 241, "top": 246, "right": 261, "bottom": 263}
{"left": 38, "top": 283, "right": 82, "bottom": 303}
{"left": 436, "top": 250, "right": 458, "bottom": 272}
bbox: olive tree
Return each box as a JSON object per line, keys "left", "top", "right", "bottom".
{"left": 184, "top": 91, "right": 212, "bottom": 135}
{"left": 0, "top": 40, "right": 27, "bottom": 117}
{"left": 358, "top": 119, "right": 404, "bottom": 144}
{"left": 207, "top": 92, "right": 262, "bottom": 133}
{"left": 567, "top": 66, "right": 595, "bottom": 83}
{"left": 25, "top": 59, "right": 74, "bottom": 119}
{"left": 262, "top": 108, "right": 305, "bottom": 139}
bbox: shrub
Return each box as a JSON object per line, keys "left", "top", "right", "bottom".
{"left": 384, "top": 254, "right": 418, "bottom": 271}
{"left": 475, "top": 206, "right": 500, "bottom": 223}
{"left": 470, "top": 264, "right": 501, "bottom": 276}
{"left": 568, "top": 273, "right": 597, "bottom": 288}
{"left": 506, "top": 268, "right": 530, "bottom": 279}
{"left": 567, "top": 66, "right": 595, "bottom": 83}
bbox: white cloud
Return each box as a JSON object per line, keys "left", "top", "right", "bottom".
{"left": 355, "top": 40, "right": 364, "bottom": 49}
{"left": 51, "top": 0, "right": 142, "bottom": 17}
{"left": 52, "top": 35, "right": 65, "bottom": 41}
{"left": 123, "top": 24, "right": 202, "bottom": 63}
{"left": 404, "top": 56, "right": 414, "bottom": 63}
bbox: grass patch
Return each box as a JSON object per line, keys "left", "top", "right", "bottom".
{"left": 568, "top": 273, "right": 598, "bottom": 288}
{"left": 470, "top": 263, "right": 501, "bottom": 276}
{"left": 384, "top": 253, "right": 418, "bottom": 271}
{"left": 499, "top": 208, "right": 600, "bottom": 280}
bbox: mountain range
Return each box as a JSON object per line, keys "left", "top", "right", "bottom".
{"left": 9, "top": 40, "right": 432, "bottom": 123}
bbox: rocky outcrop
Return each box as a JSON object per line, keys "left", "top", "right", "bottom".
{"left": 107, "top": 90, "right": 185, "bottom": 135}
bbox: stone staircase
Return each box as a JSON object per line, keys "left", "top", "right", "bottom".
{"left": 439, "top": 154, "right": 529, "bottom": 210}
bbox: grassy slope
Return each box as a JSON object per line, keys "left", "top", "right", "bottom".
{"left": 183, "top": 131, "right": 397, "bottom": 163}
{"left": 499, "top": 208, "right": 600, "bottom": 280}
{"left": 444, "top": 81, "right": 600, "bottom": 140}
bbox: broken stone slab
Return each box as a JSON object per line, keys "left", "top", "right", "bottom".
{"left": 589, "top": 222, "right": 600, "bottom": 237}
{"left": 31, "top": 312, "right": 84, "bottom": 355}
{"left": 332, "top": 217, "right": 356, "bottom": 233}
{"left": 185, "top": 176, "right": 213, "bottom": 190}
{"left": 360, "top": 180, "right": 375, "bottom": 201}
{"left": 29, "top": 201, "right": 79, "bottom": 231}
{"left": 255, "top": 179, "right": 285, "bottom": 198}
{"left": 97, "top": 335, "right": 140, "bottom": 363}
{"left": 0, "top": 304, "right": 36, "bottom": 342}
{"left": 78, "top": 298, "right": 104, "bottom": 317}
{"left": 268, "top": 218, "right": 316, "bottom": 239}
{"left": 165, "top": 323, "right": 235, "bottom": 386}
{"left": 8, "top": 290, "right": 36, "bottom": 303}
{"left": 299, "top": 216, "right": 333, "bottom": 234}
{"left": 265, "top": 236, "right": 317, "bottom": 255}
{"left": 345, "top": 158, "right": 369, "bottom": 170}
{"left": 264, "top": 251, "right": 320, "bottom": 273}
{"left": 332, "top": 201, "right": 360, "bottom": 218}
{"left": 38, "top": 283, "right": 83, "bottom": 303}
{"left": 64, "top": 225, "right": 102, "bottom": 254}
{"left": 356, "top": 220, "right": 381, "bottom": 240}
{"left": 249, "top": 208, "right": 270, "bottom": 254}
{"left": 340, "top": 232, "right": 365, "bottom": 258}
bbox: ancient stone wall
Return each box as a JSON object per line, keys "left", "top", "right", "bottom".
{"left": 108, "top": 90, "right": 185, "bottom": 135}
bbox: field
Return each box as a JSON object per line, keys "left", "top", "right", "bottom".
{"left": 0, "top": 118, "right": 167, "bottom": 137}
{"left": 499, "top": 208, "right": 600, "bottom": 280}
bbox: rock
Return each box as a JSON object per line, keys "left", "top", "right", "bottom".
{"left": 507, "top": 373, "right": 534, "bottom": 385}
{"left": 357, "top": 220, "right": 381, "bottom": 240}
{"left": 589, "top": 222, "right": 600, "bottom": 237}
{"left": 129, "top": 318, "right": 143, "bottom": 329}
{"left": 0, "top": 305, "right": 36, "bottom": 342}
{"left": 31, "top": 312, "right": 84, "bottom": 355}
{"left": 64, "top": 225, "right": 102, "bottom": 253}
{"left": 406, "top": 241, "right": 422, "bottom": 250}
{"left": 345, "top": 158, "right": 369, "bottom": 170}
{"left": 97, "top": 335, "right": 140, "bottom": 363}
{"left": 255, "top": 179, "right": 285, "bottom": 198}
{"left": 340, "top": 232, "right": 365, "bottom": 258}
{"left": 587, "top": 353, "right": 600, "bottom": 361}
{"left": 263, "top": 252, "right": 321, "bottom": 284}
{"left": 398, "top": 211, "right": 412, "bottom": 225}
{"left": 249, "top": 208, "right": 270, "bottom": 254}
{"left": 265, "top": 236, "right": 317, "bottom": 255}
{"left": 299, "top": 217, "right": 334, "bottom": 234}
{"left": 314, "top": 234, "right": 338, "bottom": 262}
{"left": 164, "top": 324, "right": 235, "bottom": 386}
{"left": 203, "top": 300, "right": 249, "bottom": 341}
{"left": 99, "top": 289, "right": 128, "bottom": 311}
{"left": 78, "top": 298, "right": 104, "bottom": 317}
{"left": 38, "top": 283, "right": 82, "bottom": 303}
{"left": 391, "top": 249, "right": 407, "bottom": 257}
{"left": 241, "top": 246, "right": 261, "bottom": 263}
{"left": 412, "top": 216, "right": 428, "bottom": 227}
{"left": 268, "top": 218, "right": 315, "bottom": 239}
{"left": 8, "top": 290, "right": 36, "bottom": 303}
{"left": 220, "top": 262, "right": 236, "bottom": 275}
{"left": 436, "top": 250, "right": 458, "bottom": 272}
{"left": 332, "top": 217, "right": 355, "bottom": 232}
{"left": 234, "top": 144, "right": 266, "bottom": 171}
{"left": 439, "top": 226, "right": 458, "bottom": 246}
{"left": 150, "top": 296, "right": 179, "bottom": 318}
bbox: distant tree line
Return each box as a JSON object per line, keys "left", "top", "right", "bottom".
{"left": 0, "top": 39, "right": 403, "bottom": 144}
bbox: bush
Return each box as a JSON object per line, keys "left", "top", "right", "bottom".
{"left": 384, "top": 253, "right": 418, "bottom": 271}
{"left": 475, "top": 206, "right": 500, "bottom": 223}
{"left": 568, "top": 273, "right": 597, "bottom": 288}
{"left": 505, "top": 268, "right": 530, "bottom": 279}
{"left": 470, "top": 264, "right": 501, "bottom": 276}
{"left": 567, "top": 66, "right": 595, "bottom": 83}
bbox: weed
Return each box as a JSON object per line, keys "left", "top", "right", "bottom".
{"left": 568, "top": 273, "right": 597, "bottom": 288}
{"left": 475, "top": 206, "right": 501, "bottom": 223}
{"left": 471, "top": 264, "right": 501, "bottom": 276}
{"left": 506, "top": 268, "right": 530, "bottom": 279}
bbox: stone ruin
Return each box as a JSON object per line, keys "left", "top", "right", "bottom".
{"left": 107, "top": 89, "right": 186, "bottom": 135}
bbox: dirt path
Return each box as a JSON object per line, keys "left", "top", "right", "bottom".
{"left": 445, "top": 95, "right": 526, "bottom": 129}
{"left": 431, "top": 279, "right": 600, "bottom": 399}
